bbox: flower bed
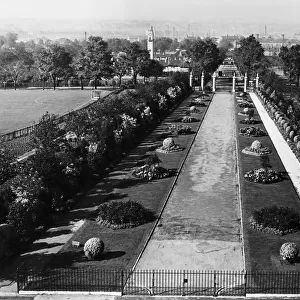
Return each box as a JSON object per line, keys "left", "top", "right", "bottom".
{"left": 244, "top": 167, "right": 283, "bottom": 184}
{"left": 132, "top": 164, "right": 171, "bottom": 181}
{"left": 239, "top": 126, "right": 267, "bottom": 137}
{"left": 249, "top": 206, "right": 300, "bottom": 235}
{"left": 239, "top": 118, "right": 261, "bottom": 125}
{"left": 189, "top": 100, "right": 206, "bottom": 107}
{"left": 242, "top": 140, "right": 272, "bottom": 156}
{"left": 156, "top": 137, "right": 184, "bottom": 153}
{"left": 96, "top": 200, "right": 155, "bottom": 229}
{"left": 174, "top": 116, "right": 199, "bottom": 123}
{"left": 237, "top": 101, "right": 254, "bottom": 108}
{"left": 187, "top": 106, "right": 201, "bottom": 113}
{"left": 168, "top": 124, "right": 192, "bottom": 135}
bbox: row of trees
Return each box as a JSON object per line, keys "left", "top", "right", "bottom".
{"left": 0, "top": 34, "right": 165, "bottom": 90}
{"left": 0, "top": 32, "right": 230, "bottom": 90}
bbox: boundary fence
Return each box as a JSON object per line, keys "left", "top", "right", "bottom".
{"left": 17, "top": 268, "right": 300, "bottom": 296}
{"left": 0, "top": 89, "right": 119, "bottom": 143}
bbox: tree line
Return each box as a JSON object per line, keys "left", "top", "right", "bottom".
{"left": 0, "top": 32, "right": 228, "bottom": 90}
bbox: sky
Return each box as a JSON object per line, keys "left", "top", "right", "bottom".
{"left": 1, "top": 0, "right": 300, "bottom": 24}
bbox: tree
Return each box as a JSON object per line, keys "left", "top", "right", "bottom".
{"left": 279, "top": 45, "right": 300, "bottom": 86}
{"left": 233, "top": 35, "right": 265, "bottom": 76}
{"left": 124, "top": 42, "right": 150, "bottom": 85}
{"left": 32, "top": 112, "right": 60, "bottom": 150}
{"left": 0, "top": 48, "right": 33, "bottom": 90}
{"left": 112, "top": 52, "right": 130, "bottom": 86}
{"left": 155, "top": 37, "right": 173, "bottom": 54}
{"left": 77, "top": 36, "right": 113, "bottom": 89}
{"left": 107, "top": 38, "right": 131, "bottom": 53}
{"left": 140, "top": 59, "right": 164, "bottom": 81}
{"left": 185, "top": 38, "right": 220, "bottom": 74}
{"left": 34, "top": 44, "right": 73, "bottom": 90}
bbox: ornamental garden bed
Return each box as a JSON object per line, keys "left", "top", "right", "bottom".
{"left": 239, "top": 126, "right": 267, "bottom": 137}
{"left": 39, "top": 91, "right": 213, "bottom": 272}
{"left": 235, "top": 93, "right": 300, "bottom": 271}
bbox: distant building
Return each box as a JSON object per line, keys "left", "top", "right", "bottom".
{"left": 155, "top": 49, "right": 189, "bottom": 73}
{"left": 258, "top": 37, "right": 299, "bottom": 56}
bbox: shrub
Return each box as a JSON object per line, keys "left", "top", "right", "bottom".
{"left": 249, "top": 206, "right": 300, "bottom": 235}
{"left": 280, "top": 242, "right": 299, "bottom": 262}
{"left": 83, "top": 237, "right": 104, "bottom": 259}
{"left": 0, "top": 147, "right": 15, "bottom": 185}
{"left": 96, "top": 200, "right": 155, "bottom": 229}
{"left": 7, "top": 200, "right": 44, "bottom": 237}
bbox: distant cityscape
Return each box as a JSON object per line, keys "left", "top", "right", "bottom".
{"left": 2, "top": 18, "right": 300, "bottom": 43}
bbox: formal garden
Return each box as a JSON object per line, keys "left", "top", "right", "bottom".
{"left": 235, "top": 91, "right": 300, "bottom": 271}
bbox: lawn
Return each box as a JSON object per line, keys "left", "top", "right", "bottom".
{"left": 45, "top": 92, "right": 213, "bottom": 277}
{"left": 0, "top": 89, "right": 112, "bottom": 134}
{"left": 236, "top": 94, "right": 300, "bottom": 272}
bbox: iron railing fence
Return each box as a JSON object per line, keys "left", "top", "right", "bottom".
{"left": 16, "top": 268, "right": 300, "bottom": 296}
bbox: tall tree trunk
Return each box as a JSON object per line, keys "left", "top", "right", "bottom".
{"left": 52, "top": 75, "right": 56, "bottom": 90}
{"left": 14, "top": 80, "right": 16, "bottom": 90}
{"left": 94, "top": 76, "right": 97, "bottom": 90}
{"left": 119, "top": 75, "right": 122, "bottom": 87}
{"left": 133, "top": 72, "right": 137, "bottom": 85}
{"left": 80, "top": 78, "right": 83, "bottom": 90}
{"left": 43, "top": 79, "right": 45, "bottom": 90}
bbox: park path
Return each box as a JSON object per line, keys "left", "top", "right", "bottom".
{"left": 135, "top": 92, "right": 244, "bottom": 271}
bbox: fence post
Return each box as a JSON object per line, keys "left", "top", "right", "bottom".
{"left": 16, "top": 267, "right": 20, "bottom": 293}
{"left": 213, "top": 270, "right": 217, "bottom": 297}
{"left": 121, "top": 269, "right": 124, "bottom": 295}
{"left": 244, "top": 271, "right": 247, "bottom": 296}
{"left": 152, "top": 270, "right": 155, "bottom": 295}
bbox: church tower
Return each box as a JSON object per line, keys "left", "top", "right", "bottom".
{"left": 147, "top": 26, "right": 155, "bottom": 59}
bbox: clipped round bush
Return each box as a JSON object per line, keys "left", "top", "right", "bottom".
{"left": 156, "top": 137, "right": 183, "bottom": 153}
{"left": 286, "top": 126, "right": 291, "bottom": 133}
{"left": 289, "top": 131, "right": 295, "bottom": 140}
{"left": 96, "top": 200, "right": 155, "bottom": 229}
{"left": 249, "top": 206, "right": 300, "bottom": 235}
{"left": 280, "top": 242, "right": 299, "bottom": 262}
{"left": 242, "top": 140, "right": 271, "bottom": 156}
{"left": 294, "top": 135, "right": 300, "bottom": 143}
{"left": 297, "top": 141, "right": 300, "bottom": 151}
{"left": 84, "top": 237, "right": 104, "bottom": 259}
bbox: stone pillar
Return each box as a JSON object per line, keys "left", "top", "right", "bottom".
{"left": 232, "top": 73, "right": 236, "bottom": 93}
{"left": 256, "top": 73, "right": 259, "bottom": 89}
{"left": 244, "top": 73, "right": 247, "bottom": 93}
{"left": 212, "top": 72, "right": 216, "bottom": 92}
{"left": 189, "top": 71, "right": 193, "bottom": 88}
{"left": 201, "top": 71, "right": 204, "bottom": 91}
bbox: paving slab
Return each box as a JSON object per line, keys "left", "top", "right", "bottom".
{"left": 136, "top": 93, "right": 244, "bottom": 271}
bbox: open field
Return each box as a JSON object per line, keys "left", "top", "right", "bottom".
{"left": 0, "top": 89, "right": 111, "bottom": 134}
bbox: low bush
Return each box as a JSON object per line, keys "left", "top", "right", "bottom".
{"left": 83, "top": 237, "right": 104, "bottom": 259}
{"left": 249, "top": 206, "right": 300, "bottom": 235}
{"left": 280, "top": 242, "right": 299, "bottom": 262}
{"left": 96, "top": 200, "right": 155, "bottom": 229}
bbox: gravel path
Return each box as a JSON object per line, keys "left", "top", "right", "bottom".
{"left": 135, "top": 92, "right": 244, "bottom": 271}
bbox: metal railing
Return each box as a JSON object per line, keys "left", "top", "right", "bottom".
{"left": 16, "top": 268, "right": 300, "bottom": 296}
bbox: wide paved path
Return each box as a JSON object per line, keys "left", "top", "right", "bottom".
{"left": 136, "top": 93, "right": 244, "bottom": 270}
